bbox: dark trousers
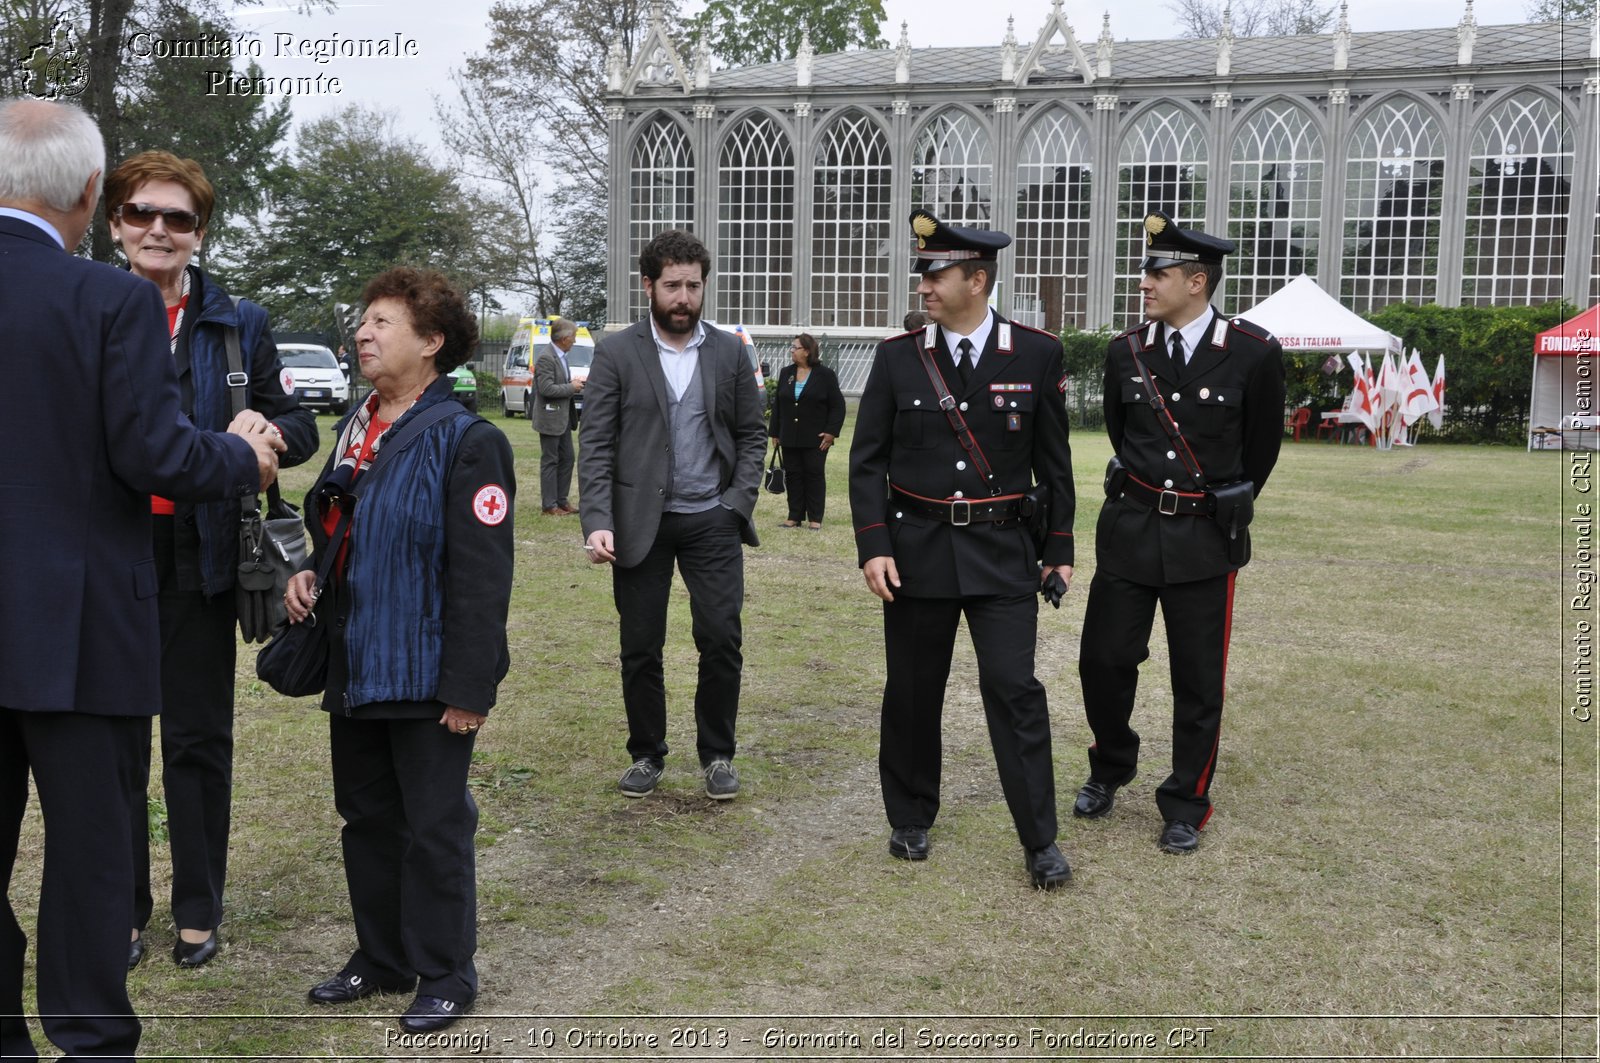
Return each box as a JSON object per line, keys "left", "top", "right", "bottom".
{"left": 329, "top": 714, "right": 479, "bottom": 1004}
{"left": 1078, "top": 568, "right": 1236, "bottom": 828}
{"left": 539, "top": 430, "right": 574, "bottom": 509}
{"left": 780, "top": 446, "right": 828, "bottom": 523}
{"left": 2, "top": 708, "right": 144, "bottom": 1063}
{"left": 131, "top": 580, "right": 237, "bottom": 933}
{"left": 879, "top": 593, "right": 1058, "bottom": 850}
{"left": 611, "top": 506, "right": 744, "bottom": 767}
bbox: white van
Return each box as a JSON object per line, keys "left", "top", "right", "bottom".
{"left": 500, "top": 317, "right": 596, "bottom": 418}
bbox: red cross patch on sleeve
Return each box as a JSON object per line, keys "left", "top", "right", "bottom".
{"left": 472, "top": 484, "right": 509, "bottom": 526}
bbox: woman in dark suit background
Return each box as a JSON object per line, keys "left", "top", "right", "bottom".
{"left": 769, "top": 333, "right": 846, "bottom": 530}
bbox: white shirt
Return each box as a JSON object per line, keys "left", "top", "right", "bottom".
{"left": 939, "top": 308, "right": 996, "bottom": 371}
{"left": 1165, "top": 307, "right": 1217, "bottom": 364}
{"left": 649, "top": 317, "right": 707, "bottom": 402}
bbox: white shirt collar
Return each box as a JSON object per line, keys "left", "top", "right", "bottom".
{"left": 940, "top": 308, "right": 996, "bottom": 367}
{"left": 1166, "top": 307, "right": 1216, "bottom": 363}
{"left": 0, "top": 207, "right": 65, "bottom": 249}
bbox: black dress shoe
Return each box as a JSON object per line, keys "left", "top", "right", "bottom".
{"left": 308, "top": 971, "right": 403, "bottom": 1004}
{"left": 173, "top": 929, "right": 218, "bottom": 969}
{"left": 1158, "top": 820, "right": 1201, "bottom": 854}
{"left": 1072, "top": 779, "right": 1120, "bottom": 819}
{"left": 399, "top": 994, "right": 471, "bottom": 1034}
{"left": 128, "top": 934, "right": 145, "bottom": 971}
{"left": 1026, "top": 843, "right": 1072, "bottom": 889}
{"left": 888, "top": 827, "right": 929, "bottom": 861}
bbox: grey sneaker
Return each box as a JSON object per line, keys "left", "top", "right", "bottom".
{"left": 703, "top": 758, "right": 739, "bottom": 801}
{"left": 618, "top": 759, "right": 663, "bottom": 798}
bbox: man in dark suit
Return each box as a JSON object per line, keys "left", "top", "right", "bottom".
{"left": 1075, "top": 210, "right": 1286, "bottom": 855}
{"left": 577, "top": 229, "right": 766, "bottom": 802}
{"left": 0, "top": 99, "right": 279, "bottom": 1063}
{"left": 849, "top": 210, "right": 1076, "bottom": 891}
{"left": 532, "top": 317, "right": 583, "bottom": 515}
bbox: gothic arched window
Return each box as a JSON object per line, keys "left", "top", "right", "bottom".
{"left": 1116, "top": 104, "right": 1208, "bottom": 328}
{"left": 717, "top": 115, "right": 796, "bottom": 326}
{"left": 1462, "top": 91, "right": 1572, "bottom": 305}
{"left": 1341, "top": 98, "right": 1445, "bottom": 312}
{"left": 812, "top": 111, "right": 892, "bottom": 330}
{"left": 628, "top": 116, "right": 695, "bottom": 320}
{"left": 1227, "top": 103, "right": 1322, "bottom": 311}
{"left": 1014, "top": 109, "right": 1092, "bottom": 331}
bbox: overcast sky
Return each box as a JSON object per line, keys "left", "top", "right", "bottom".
{"left": 226, "top": 0, "right": 1543, "bottom": 152}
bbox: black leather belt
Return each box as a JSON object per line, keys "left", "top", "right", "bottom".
{"left": 1119, "top": 474, "right": 1211, "bottom": 516}
{"left": 890, "top": 485, "right": 1024, "bottom": 526}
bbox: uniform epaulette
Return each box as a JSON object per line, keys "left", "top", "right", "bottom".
{"left": 1112, "top": 321, "right": 1146, "bottom": 341}
{"left": 886, "top": 327, "right": 923, "bottom": 341}
{"left": 1229, "top": 316, "right": 1274, "bottom": 343}
{"left": 1010, "top": 320, "right": 1058, "bottom": 339}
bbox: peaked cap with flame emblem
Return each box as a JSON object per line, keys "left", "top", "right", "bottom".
{"left": 910, "top": 208, "right": 1012, "bottom": 274}
{"left": 1139, "top": 209, "right": 1235, "bottom": 271}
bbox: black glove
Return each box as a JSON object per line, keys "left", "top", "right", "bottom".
{"left": 1041, "top": 570, "right": 1067, "bottom": 609}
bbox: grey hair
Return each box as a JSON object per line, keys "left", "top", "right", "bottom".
{"left": 550, "top": 318, "right": 578, "bottom": 343}
{"left": 0, "top": 99, "right": 104, "bottom": 212}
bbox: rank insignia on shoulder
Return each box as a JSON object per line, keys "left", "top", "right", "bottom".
{"left": 997, "top": 322, "right": 1013, "bottom": 352}
{"left": 1057, "top": 374, "right": 1069, "bottom": 394}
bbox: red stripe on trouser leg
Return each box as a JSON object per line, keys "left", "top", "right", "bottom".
{"left": 1193, "top": 570, "right": 1236, "bottom": 801}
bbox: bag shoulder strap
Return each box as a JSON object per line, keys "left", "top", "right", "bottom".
{"left": 221, "top": 296, "right": 278, "bottom": 515}
{"left": 913, "top": 338, "right": 1002, "bottom": 497}
{"left": 1128, "top": 345, "right": 1208, "bottom": 486}
{"left": 310, "top": 400, "right": 464, "bottom": 594}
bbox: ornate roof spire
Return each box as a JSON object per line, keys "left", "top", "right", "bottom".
{"left": 1216, "top": 3, "right": 1234, "bottom": 77}
{"left": 1333, "top": 1, "right": 1350, "bottom": 71}
{"left": 796, "top": 24, "right": 814, "bottom": 87}
{"left": 895, "top": 20, "right": 911, "bottom": 84}
{"left": 1001, "top": 16, "right": 1018, "bottom": 82}
{"left": 1097, "top": 12, "right": 1114, "bottom": 79}
{"left": 1457, "top": 0, "right": 1477, "bottom": 65}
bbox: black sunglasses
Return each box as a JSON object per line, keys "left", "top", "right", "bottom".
{"left": 115, "top": 203, "right": 202, "bottom": 234}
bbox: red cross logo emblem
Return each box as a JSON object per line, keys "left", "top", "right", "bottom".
{"left": 472, "top": 485, "right": 508, "bottom": 526}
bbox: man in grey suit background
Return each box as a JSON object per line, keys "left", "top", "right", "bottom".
{"left": 578, "top": 229, "right": 766, "bottom": 802}
{"left": 532, "top": 317, "right": 583, "bottom": 515}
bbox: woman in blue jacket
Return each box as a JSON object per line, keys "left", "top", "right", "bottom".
{"left": 107, "top": 152, "right": 317, "bottom": 971}
{"left": 284, "top": 267, "right": 515, "bottom": 1036}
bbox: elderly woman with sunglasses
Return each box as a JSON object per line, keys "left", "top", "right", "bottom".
{"left": 106, "top": 151, "right": 317, "bottom": 971}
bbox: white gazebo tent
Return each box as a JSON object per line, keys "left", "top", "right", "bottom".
{"left": 1237, "top": 274, "right": 1403, "bottom": 354}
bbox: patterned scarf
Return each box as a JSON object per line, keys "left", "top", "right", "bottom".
{"left": 329, "top": 391, "right": 387, "bottom": 484}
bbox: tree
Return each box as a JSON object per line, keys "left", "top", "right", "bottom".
{"left": 115, "top": 3, "right": 292, "bottom": 266}
{"left": 1526, "top": 0, "right": 1596, "bottom": 19}
{"left": 220, "top": 106, "right": 499, "bottom": 333}
{"left": 436, "top": 0, "right": 664, "bottom": 322}
{"left": 1168, "top": 0, "right": 1335, "bottom": 38}
{"left": 685, "top": 0, "right": 887, "bottom": 68}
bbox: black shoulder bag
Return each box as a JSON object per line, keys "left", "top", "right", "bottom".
{"left": 1126, "top": 346, "right": 1254, "bottom": 563}
{"left": 254, "top": 400, "right": 463, "bottom": 697}
{"left": 223, "top": 302, "right": 311, "bottom": 643}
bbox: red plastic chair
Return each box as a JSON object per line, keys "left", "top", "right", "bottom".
{"left": 1285, "top": 406, "right": 1310, "bottom": 442}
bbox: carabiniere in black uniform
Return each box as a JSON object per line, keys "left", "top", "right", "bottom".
{"left": 850, "top": 209, "right": 1076, "bottom": 888}
{"left": 1076, "top": 210, "right": 1286, "bottom": 850}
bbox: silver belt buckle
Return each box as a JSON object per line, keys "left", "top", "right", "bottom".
{"left": 1158, "top": 490, "right": 1180, "bottom": 516}
{"left": 949, "top": 499, "right": 971, "bottom": 526}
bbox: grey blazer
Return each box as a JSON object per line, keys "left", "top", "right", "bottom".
{"left": 531, "top": 348, "right": 577, "bottom": 435}
{"left": 577, "top": 319, "right": 767, "bottom": 568}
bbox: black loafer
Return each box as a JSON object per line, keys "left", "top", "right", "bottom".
{"left": 173, "top": 929, "right": 218, "bottom": 969}
{"left": 399, "top": 994, "right": 471, "bottom": 1034}
{"left": 1026, "top": 843, "right": 1072, "bottom": 889}
{"left": 1158, "top": 820, "right": 1201, "bottom": 854}
{"left": 1072, "top": 779, "right": 1120, "bottom": 819}
{"left": 128, "top": 934, "right": 146, "bottom": 971}
{"left": 888, "top": 827, "right": 929, "bottom": 861}
{"left": 309, "top": 971, "right": 405, "bottom": 1004}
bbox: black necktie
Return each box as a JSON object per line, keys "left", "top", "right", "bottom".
{"left": 956, "top": 339, "right": 974, "bottom": 386}
{"left": 1170, "top": 331, "right": 1185, "bottom": 365}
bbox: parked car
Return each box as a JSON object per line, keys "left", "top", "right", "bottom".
{"left": 276, "top": 342, "right": 349, "bottom": 414}
{"left": 501, "top": 317, "right": 596, "bottom": 418}
{"left": 449, "top": 365, "right": 478, "bottom": 413}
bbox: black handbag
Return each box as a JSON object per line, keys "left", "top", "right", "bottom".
{"left": 763, "top": 446, "right": 785, "bottom": 494}
{"left": 237, "top": 483, "right": 308, "bottom": 643}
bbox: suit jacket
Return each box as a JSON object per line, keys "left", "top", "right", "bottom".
{"left": 0, "top": 216, "right": 259, "bottom": 715}
{"left": 531, "top": 346, "right": 578, "bottom": 436}
{"left": 769, "top": 362, "right": 846, "bottom": 449}
{"left": 1096, "top": 312, "right": 1286, "bottom": 585}
{"left": 577, "top": 319, "right": 767, "bottom": 569}
{"left": 848, "top": 314, "right": 1076, "bottom": 598}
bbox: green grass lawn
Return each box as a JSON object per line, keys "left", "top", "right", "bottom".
{"left": 12, "top": 408, "right": 1591, "bottom": 1059}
